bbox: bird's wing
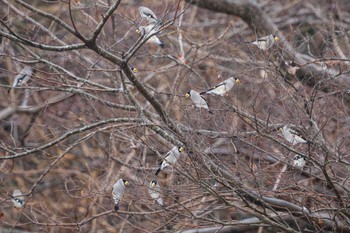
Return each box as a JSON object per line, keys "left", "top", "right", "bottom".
{"left": 256, "top": 38, "right": 268, "bottom": 42}
{"left": 200, "top": 82, "right": 226, "bottom": 95}
{"left": 289, "top": 128, "right": 304, "bottom": 137}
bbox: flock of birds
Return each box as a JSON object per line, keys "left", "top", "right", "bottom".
{"left": 8, "top": 6, "right": 307, "bottom": 211}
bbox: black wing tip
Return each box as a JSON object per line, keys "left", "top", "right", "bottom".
{"left": 114, "top": 204, "right": 119, "bottom": 211}
{"left": 159, "top": 42, "right": 165, "bottom": 48}
{"left": 155, "top": 168, "right": 161, "bottom": 176}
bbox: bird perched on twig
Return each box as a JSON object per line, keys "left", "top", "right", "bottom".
{"left": 11, "top": 189, "right": 25, "bottom": 208}
{"left": 185, "top": 90, "right": 212, "bottom": 113}
{"left": 155, "top": 146, "right": 184, "bottom": 176}
{"left": 8, "top": 66, "right": 33, "bottom": 93}
{"left": 292, "top": 155, "right": 306, "bottom": 169}
{"left": 112, "top": 179, "right": 128, "bottom": 211}
{"left": 246, "top": 34, "right": 279, "bottom": 51}
{"left": 280, "top": 125, "right": 307, "bottom": 145}
{"left": 284, "top": 60, "right": 301, "bottom": 76}
{"left": 201, "top": 77, "right": 240, "bottom": 96}
{"left": 136, "top": 24, "right": 164, "bottom": 48}
{"left": 139, "top": 6, "right": 159, "bottom": 24}
{"left": 148, "top": 179, "right": 163, "bottom": 206}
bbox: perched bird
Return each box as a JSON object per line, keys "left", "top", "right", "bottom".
{"left": 280, "top": 125, "right": 307, "bottom": 145}
{"left": 292, "top": 155, "right": 306, "bottom": 169}
{"left": 246, "top": 34, "right": 279, "bottom": 51}
{"left": 137, "top": 24, "right": 164, "bottom": 48}
{"left": 155, "top": 146, "right": 184, "bottom": 176}
{"left": 185, "top": 90, "right": 211, "bottom": 112}
{"left": 8, "top": 66, "right": 33, "bottom": 93}
{"left": 112, "top": 179, "right": 128, "bottom": 211}
{"left": 201, "top": 77, "right": 240, "bottom": 96}
{"left": 148, "top": 179, "right": 163, "bottom": 206}
{"left": 11, "top": 189, "right": 25, "bottom": 208}
{"left": 284, "top": 60, "right": 301, "bottom": 76}
{"left": 139, "top": 6, "right": 159, "bottom": 24}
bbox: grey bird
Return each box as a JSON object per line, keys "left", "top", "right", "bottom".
{"left": 246, "top": 34, "right": 279, "bottom": 51}
{"left": 292, "top": 155, "right": 306, "bottom": 169}
{"left": 280, "top": 125, "right": 307, "bottom": 145}
{"left": 139, "top": 6, "right": 158, "bottom": 24}
{"left": 185, "top": 90, "right": 211, "bottom": 112}
{"left": 8, "top": 66, "right": 33, "bottom": 93}
{"left": 137, "top": 24, "right": 164, "bottom": 48}
{"left": 284, "top": 60, "right": 301, "bottom": 76}
{"left": 11, "top": 189, "right": 25, "bottom": 208}
{"left": 155, "top": 146, "right": 184, "bottom": 176}
{"left": 112, "top": 179, "right": 128, "bottom": 211}
{"left": 201, "top": 77, "right": 240, "bottom": 96}
{"left": 148, "top": 179, "right": 163, "bottom": 206}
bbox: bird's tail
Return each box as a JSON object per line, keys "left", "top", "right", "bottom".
{"left": 114, "top": 204, "right": 119, "bottom": 211}
{"left": 159, "top": 41, "right": 165, "bottom": 48}
{"left": 155, "top": 167, "right": 161, "bottom": 176}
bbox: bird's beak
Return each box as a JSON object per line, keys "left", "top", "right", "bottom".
{"left": 124, "top": 181, "right": 129, "bottom": 186}
{"left": 151, "top": 183, "right": 156, "bottom": 188}
{"left": 136, "top": 29, "right": 140, "bottom": 34}
{"left": 278, "top": 128, "right": 282, "bottom": 132}
{"left": 132, "top": 68, "right": 138, "bottom": 73}
{"left": 235, "top": 79, "right": 240, "bottom": 84}
{"left": 185, "top": 93, "right": 190, "bottom": 98}
{"left": 274, "top": 36, "right": 279, "bottom": 42}
{"left": 179, "top": 147, "right": 184, "bottom": 153}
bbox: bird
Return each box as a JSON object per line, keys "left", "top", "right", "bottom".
{"left": 200, "top": 77, "right": 240, "bottom": 96}
{"left": 292, "top": 155, "right": 306, "bottom": 169}
{"left": 8, "top": 66, "right": 33, "bottom": 93}
{"left": 112, "top": 179, "right": 128, "bottom": 211}
{"left": 284, "top": 60, "right": 300, "bottom": 76}
{"left": 139, "top": 6, "right": 159, "bottom": 24}
{"left": 246, "top": 34, "right": 279, "bottom": 51}
{"left": 11, "top": 189, "right": 25, "bottom": 208}
{"left": 137, "top": 24, "right": 164, "bottom": 48}
{"left": 148, "top": 179, "right": 163, "bottom": 206}
{"left": 185, "top": 90, "right": 211, "bottom": 112}
{"left": 155, "top": 146, "right": 184, "bottom": 176}
{"left": 280, "top": 125, "right": 307, "bottom": 145}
